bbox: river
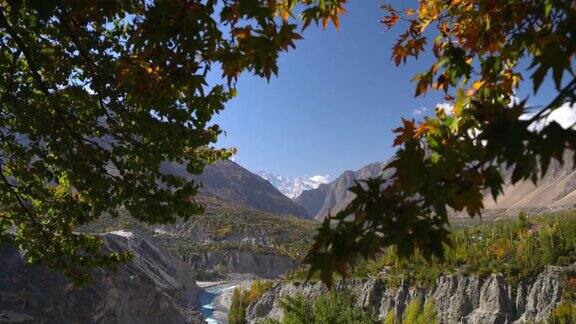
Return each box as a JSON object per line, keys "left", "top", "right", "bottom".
{"left": 198, "top": 282, "right": 238, "bottom": 324}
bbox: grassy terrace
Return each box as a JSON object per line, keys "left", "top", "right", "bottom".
{"left": 287, "top": 211, "right": 576, "bottom": 287}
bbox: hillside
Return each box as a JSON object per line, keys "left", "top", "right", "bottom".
{"left": 235, "top": 212, "right": 576, "bottom": 323}
{"left": 154, "top": 195, "right": 317, "bottom": 259}
{"left": 481, "top": 151, "right": 576, "bottom": 215}
{"left": 162, "top": 160, "right": 309, "bottom": 218}
{"left": 83, "top": 195, "right": 317, "bottom": 280}
{"left": 296, "top": 152, "right": 576, "bottom": 220}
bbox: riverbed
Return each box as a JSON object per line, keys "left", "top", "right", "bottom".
{"left": 197, "top": 278, "right": 254, "bottom": 324}
{"left": 198, "top": 282, "right": 236, "bottom": 324}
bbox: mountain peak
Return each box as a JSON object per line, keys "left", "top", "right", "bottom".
{"left": 255, "top": 171, "right": 330, "bottom": 199}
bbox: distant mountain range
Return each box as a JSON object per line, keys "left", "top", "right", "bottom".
{"left": 295, "top": 151, "right": 576, "bottom": 220}
{"left": 161, "top": 160, "right": 309, "bottom": 218}
{"left": 163, "top": 152, "right": 576, "bottom": 222}
{"left": 255, "top": 171, "right": 329, "bottom": 199}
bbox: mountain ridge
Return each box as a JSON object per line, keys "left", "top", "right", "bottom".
{"left": 296, "top": 152, "right": 576, "bottom": 220}
{"left": 294, "top": 161, "right": 390, "bottom": 220}
{"left": 255, "top": 171, "right": 329, "bottom": 199}
{"left": 161, "top": 160, "right": 309, "bottom": 218}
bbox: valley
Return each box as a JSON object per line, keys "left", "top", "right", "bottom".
{"left": 3, "top": 2, "right": 575, "bottom": 323}
{"left": 5, "top": 158, "right": 576, "bottom": 323}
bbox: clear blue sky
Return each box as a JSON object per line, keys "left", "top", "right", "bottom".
{"left": 211, "top": 0, "right": 559, "bottom": 178}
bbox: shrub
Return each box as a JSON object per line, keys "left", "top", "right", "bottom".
{"left": 402, "top": 299, "right": 439, "bottom": 324}
{"left": 549, "top": 276, "right": 576, "bottom": 324}
{"left": 312, "top": 291, "right": 375, "bottom": 323}
{"left": 403, "top": 299, "right": 423, "bottom": 323}
{"left": 229, "top": 287, "right": 249, "bottom": 324}
{"left": 419, "top": 300, "right": 439, "bottom": 324}
{"left": 548, "top": 301, "right": 576, "bottom": 324}
{"left": 277, "top": 290, "right": 376, "bottom": 323}
{"left": 247, "top": 280, "right": 274, "bottom": 303}
{"left": 278, "top": 295, "right": 315, "bottom": 324}
{"left": 383, "top": 309, "right": 397, "bottom": 324}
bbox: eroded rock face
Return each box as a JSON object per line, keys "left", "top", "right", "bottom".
{"left": 0, "top": 233, "right": 203, "bottom": 324}
{"left": 246, "top": 267, "right": 568, "bottom": 324}
{"left": 515, "top": 266, "right": 564, "bottom": 323}
{"left": 184, "top": 249, "right": 297, "bottom": 279}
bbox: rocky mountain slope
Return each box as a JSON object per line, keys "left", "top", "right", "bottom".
{"left": 0, "top": 233, "right": 203, "bottom": 323}
{"left": 247, "top": 266, "right": 568, "bottom": 323}
{"left": 481, "top": 150, "right": 576, "bottom": 217}
{"left": 162, "top": 160, "right": 309, "bottom": 218}
{"left": 294, "top": 161, "right": 389, "bottom": 220}
{"left": 255, "top": 171, "right": 329, "bottom": 199}
{"left": 296, "top": 151, "right": 576, "bottom": 220}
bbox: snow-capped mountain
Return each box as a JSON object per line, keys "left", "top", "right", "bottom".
{"left": 255, "top": 171, "right": 330, "bottom": 199}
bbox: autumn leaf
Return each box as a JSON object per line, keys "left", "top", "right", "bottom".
{"left": 392, "top": 42, "right": 410, "bottom": 66}
{"left": 466, "top": 79, "right": 485, "bottom": 96}
{"left": 382, "top": 12, "right": 399, "bottom": 29}
{"left": 392, "top": 118, "right": 417, "bottom": 146}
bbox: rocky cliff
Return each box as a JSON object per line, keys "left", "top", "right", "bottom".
{"left": 0, "top": 232, "right": 203, "bottom": 324}
{"left": 247, "top": 266, "right": 570, "bottom": 323}
{"left": 183, "top": 249, "right": 297, "bottom": 280}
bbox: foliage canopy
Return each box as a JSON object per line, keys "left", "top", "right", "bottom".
{"left": 305, "top": 0, "right": 576, "bottom": 286}
{"left": 0, "top": 0, "right": 346, "bottom": 282}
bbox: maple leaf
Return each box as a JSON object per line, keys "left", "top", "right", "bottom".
{"left": 393, "top": 118, "right": 417, "bottom": 146}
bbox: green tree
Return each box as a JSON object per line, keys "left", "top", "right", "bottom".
{"left": 0, "top": 0, "right": 346, "bottom": 282}
{"left": 305, "top": 0, "right": 576, "bottom": 286}
{"left": 229, "top": 287, "right": 249, "bottom": 324}
{"left": 274, "top": 291, "right": 376, "bottom": 324}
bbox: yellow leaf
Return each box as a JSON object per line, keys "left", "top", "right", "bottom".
{"left": 466, "top": 80, "right": 485, "bottom": 96}
{"left": 453, "top": 88, "right": 467, "bottom": 116}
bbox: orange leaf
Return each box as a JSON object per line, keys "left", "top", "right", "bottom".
{"left": 280, "top": 9, "right": 289, "bottom": 21}
{"left": 332, "top": 15, "right": 340, "bottom": 29}
{"left": 382, "top": 13, "right": 400, "bottom": 29}
{"left": 393, "top": 118, "right": 417, "bottom": 146}
{"left": 415, "top": 120, "right": 435, "bottom": 138}
{"left": 466, "top": 80, "right": 485, "bottom": 96}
